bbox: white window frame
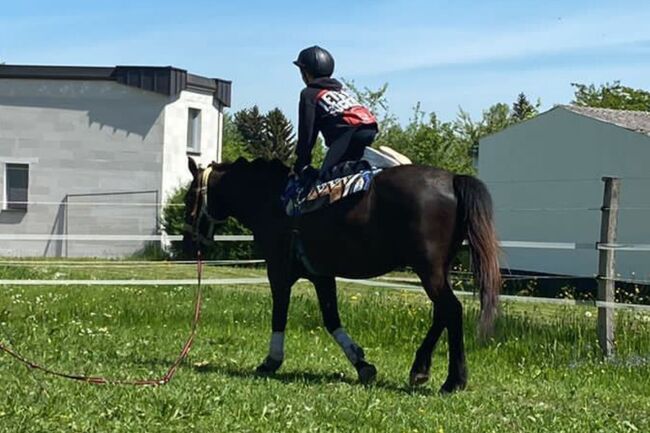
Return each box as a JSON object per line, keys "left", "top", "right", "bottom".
{"left": 187, "top": 108, "right": 202, "bottom": 155}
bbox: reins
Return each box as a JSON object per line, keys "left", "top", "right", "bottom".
{"left": 0, "top": 251, "right": 205, "bottom": 386}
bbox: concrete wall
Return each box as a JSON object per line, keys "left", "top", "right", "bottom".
{"left": 0, "top": 79, "right": 166, "bottom": 257}
{"left": 479, "top": 107, "right": 650, "bottom": 280}
{"left": 161, "top": 90, "right": 223, "bottom": 202}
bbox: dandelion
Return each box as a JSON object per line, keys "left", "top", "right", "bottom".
{"left": 584, "top": 311, "right": 593, "bottom": 318}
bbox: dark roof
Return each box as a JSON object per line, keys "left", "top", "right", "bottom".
{"left": 0, "top": 64, "right": 231, "bottom": 107}
{"left": 559, "top": 105, "right": 650, "bottom": 136}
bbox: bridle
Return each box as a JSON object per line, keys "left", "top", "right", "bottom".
{"left": 187, "top": 165, "right": 226, "bottom": 246}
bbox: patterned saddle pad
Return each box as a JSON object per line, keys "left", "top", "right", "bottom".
{"left": 283, "top": 166, "right": 382, "bottom": 216}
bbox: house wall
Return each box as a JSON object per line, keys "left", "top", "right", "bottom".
{"left": 0, "top": 79, "right": 166, "bottom": 257}
{"left": 161, "top": 90, "right": 223, "bottom": 203}
{"left": 479, "top": 107, "right": 650, "bottom": 280}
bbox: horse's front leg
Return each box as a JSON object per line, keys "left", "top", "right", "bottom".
{"left": 256, "top": 268, "right": 298, "bottom": 376}
{"left": 311, "top": 276, "right": 377, "bottom": 384}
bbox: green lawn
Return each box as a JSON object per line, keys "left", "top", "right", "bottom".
{"left": 0, "top": 262, "right": 648, "bottom": 432}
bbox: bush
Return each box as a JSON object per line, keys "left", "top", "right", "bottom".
{"left": 161, "top": 184, "right": 258, "bottom": 261}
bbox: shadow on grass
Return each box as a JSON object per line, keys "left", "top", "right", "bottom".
{"left": 192, "top": 362, "right": 437, "bottom": 396}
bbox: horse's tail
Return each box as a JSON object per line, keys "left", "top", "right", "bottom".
{"left": 453, "top": 175, "right": 501, "bottom": 339}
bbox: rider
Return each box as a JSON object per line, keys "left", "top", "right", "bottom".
{"left": 292, "top": 45, "right": 379, "bottom": 181}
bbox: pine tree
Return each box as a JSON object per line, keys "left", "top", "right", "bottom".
{"left": 233, "top": 105, "right": 267, "bottom": 157}
{"left": 263, "top": 108, "right": 296, "bottom": 165}
{"left": 511, "top": 92, "right": 539, "bottom": 122}
{"left": 233, "top": 106, "right": 297, "bottom": 165}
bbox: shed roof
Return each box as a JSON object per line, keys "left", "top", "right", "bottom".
{"left": 559, "top": 105, "right": 650, "bottom": 136}
{"left": 0, "top": 64, "right": 231, "bottom": 107}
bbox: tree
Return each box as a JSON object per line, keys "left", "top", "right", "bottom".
{"left": 571, "top": 81, "right": 650, "bottom": 112}
{"left": 377, "top": 104, "right": 475, "bottom": 174}
{"left": 221, "top": 113, "right": 252, "bottom": 162}
{"left": 511, "top": 92, "right": 540, "bottom": 121}
{"left": 341, "top": 79, "right": 398, "bottom": 132}
{"left": 263, "top": 108, "right": 296, "bottom": 163}
{"left": 233, "top": 106, "right": 297, "bottom": 165}
{"left": 234, "top": 105, "right": 267, "bottom": 154}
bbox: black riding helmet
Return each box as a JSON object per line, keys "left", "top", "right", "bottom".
{"left": 293, "top": 45, "right": 334, "bottom": 78}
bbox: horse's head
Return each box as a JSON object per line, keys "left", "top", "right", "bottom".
{"left": 182, "top": 156, "right": 289, "bottom": 256}
{"left": 182, "top": 157, "right": 232, "bottom": 256}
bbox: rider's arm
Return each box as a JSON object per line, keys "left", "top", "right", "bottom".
{"left": 294, "top": 89, "right": 318, "bottom": 173}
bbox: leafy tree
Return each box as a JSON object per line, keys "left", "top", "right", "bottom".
{"left": 377, "top": 104, "right": 474, "bottom": 174}
{"left": 571, "top": 81, "right": 650, "bottom": 111}
{"left": 221, "top": 113, "right": 252, "bottom": 162}
{"left": 311, "top": 137, "right": 326, "bottom": 168}
{"left": 341, "top": 79, "right": 398, "bottom": 132}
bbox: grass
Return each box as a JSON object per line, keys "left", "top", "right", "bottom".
{"left": 0, "top": 261, "right": 649, "bottom": 432}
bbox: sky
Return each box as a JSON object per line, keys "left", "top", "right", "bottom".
{"left": 2, "top": 0, "right": 650, "bottom": 124}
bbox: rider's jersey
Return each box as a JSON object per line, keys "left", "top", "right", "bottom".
{"left": 295, "top": 77, "right": 377, "bottom": 172}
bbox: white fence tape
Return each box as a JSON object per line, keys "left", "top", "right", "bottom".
{"left": 0, "top": 234, "right": 254, "bottom": 242}
{"left": 2, "top": 234, "right": 649, "bottom": 252}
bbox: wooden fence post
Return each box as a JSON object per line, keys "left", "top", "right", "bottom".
{"left": 597, "top": 176, "right": 620, "bottom": 358}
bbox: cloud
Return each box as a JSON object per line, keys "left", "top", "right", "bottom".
{"left": 336, "top": 7, "right": 650, "bottom": 76}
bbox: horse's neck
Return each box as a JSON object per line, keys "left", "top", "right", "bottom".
{"left": 228, "top": 173, "right": 288, "bottom": 235}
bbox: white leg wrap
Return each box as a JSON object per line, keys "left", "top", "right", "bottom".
{"left": 268, "top": 332, "right": 285, "bottom": 361}
{"left": 332, "top": 328, "right": 362, "bottom": 364}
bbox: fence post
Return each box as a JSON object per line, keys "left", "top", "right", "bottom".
{"left": 597, "top": 176, "right": 620, "bottom": 358}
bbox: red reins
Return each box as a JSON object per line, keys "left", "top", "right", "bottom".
{"left": 0, "top": 252, "right": 205, "bottom": 386}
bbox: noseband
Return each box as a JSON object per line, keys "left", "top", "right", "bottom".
{"left": 187, "top": 166, "right": 225, "bottom": 246}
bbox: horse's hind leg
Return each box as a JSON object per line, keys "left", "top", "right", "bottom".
{"left": 439, "top": 287, "right": 467, "bottom": 393}
{"left": 311, "top": 276, "right": 377, "bottom": 385}
{"left": 409, "top": 268, "right": 446, "bottom": 386}
{"left": 410, "top": 268, "right": 467, "bottom": 393}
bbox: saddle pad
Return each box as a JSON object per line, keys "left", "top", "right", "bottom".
{"left": 305, "top": 169, "right": 381, "bottom": 204}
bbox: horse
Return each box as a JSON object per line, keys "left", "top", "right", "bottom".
{"left": 183, "top": 156, "right": 500, "bottom": 393}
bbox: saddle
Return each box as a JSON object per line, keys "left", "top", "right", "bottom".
{"left": 282, "top": 146, "right": 411, "bottom": 217}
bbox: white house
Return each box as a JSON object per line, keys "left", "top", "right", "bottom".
{"left": 0, "top": 64, "right": 231, "bottom": 257}
{"left": 479, "top": 105, "right": 650, "bottom": 281}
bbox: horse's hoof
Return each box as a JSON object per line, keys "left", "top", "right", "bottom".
{"left": 438, "top": 378, "right": 467, "bottom": 394}
{"left": 255, "top": 356, "right": 282, "bottom": 376}
{"left": 355, "top": 360, "right": 377, "bottom": 385}
{"left": 409, "top": 371, "right": 430, "bottom": 387}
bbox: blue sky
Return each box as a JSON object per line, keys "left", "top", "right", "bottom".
{"left": 2, "top": 0, "right": 650, "bottom": 124}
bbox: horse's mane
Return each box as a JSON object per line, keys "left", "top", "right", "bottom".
{"left": 210, "top": 157, "right": 290, "bottom": 184}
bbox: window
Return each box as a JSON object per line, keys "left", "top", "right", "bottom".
{"left": 5, "top": 163, "right": 29, "bottom": 211}
{"left": 187, "top": 108, "right": 202, "bottom": 154}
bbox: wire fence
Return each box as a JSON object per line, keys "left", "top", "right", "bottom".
{"left": 8, "top": 200, "right": 650, "bottom": 212}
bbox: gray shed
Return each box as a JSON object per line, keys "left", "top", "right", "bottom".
{"left": 478, "top": 105, "right": 650, "bottom": 281}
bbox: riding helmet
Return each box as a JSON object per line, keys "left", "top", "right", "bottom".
{"left": 293, "top": 46, "right": 335, "bottom": 78}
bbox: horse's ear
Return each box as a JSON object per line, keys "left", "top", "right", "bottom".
{"left": 232, "top": 157, "right": 249, "bottom": 169}
{"left": 188, "top": 157, "right": 198, "bottom": 178}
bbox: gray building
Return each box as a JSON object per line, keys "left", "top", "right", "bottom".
{"left": 0, "top": 64, "right": 231, "bottom": 257}
{"left": 479, "top": 105, "right": 650, "bottom": 281}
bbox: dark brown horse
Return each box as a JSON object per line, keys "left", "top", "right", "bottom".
{"left": 183, "top": 156, "right": 500, "bottom": 393}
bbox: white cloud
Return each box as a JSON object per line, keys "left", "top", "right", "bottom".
{"left": 334, "top": 7, "right": 650, "bottom": 76}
